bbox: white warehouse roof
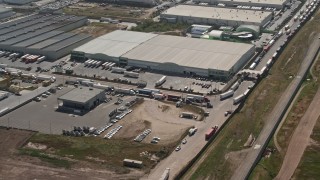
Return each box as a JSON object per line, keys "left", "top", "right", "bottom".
{"left": 73, "top": 30, "right": 158, "bottom": 58}
{"left": 122, "top": 35, "right": 254, "bottom": 71}
{"left": 162, "top": 5, "right": 272, "bottom": 24}
{"left": 204, "top": 0, "right": 287, "bottom": 5}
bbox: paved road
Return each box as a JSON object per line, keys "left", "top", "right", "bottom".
{"left": 141, "top": 82, "right": 251, "bottom": 180}
{"left": 275, "top": 80, "right": 320, "bottom": 180}
{"left": 231, "top": 36, "right": 320, "bottom": 180}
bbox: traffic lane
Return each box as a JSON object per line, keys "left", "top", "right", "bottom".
{"left": 231, "top": 35, "right": 320, "bottom": 180}
{"left": 143, "top": 82, "right": 250, "bottom": 179}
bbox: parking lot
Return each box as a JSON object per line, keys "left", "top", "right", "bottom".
{"left": 72, "top": 62, "right": 226, "bottom": 94}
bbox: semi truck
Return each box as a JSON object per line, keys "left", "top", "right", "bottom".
{"left": 220, "top": 90, "right": 234, "bottom": 100}
{"left": 266, "top": 58, "right": 273, "bottom": 67}
{"left": 37, "top": 74, "right": 56, "bottom": 82}
{"left": 249, "top": 62, "right": 257, "bottom": 70}
{"left": 233, "top": 94, "right": 246, "bottom": 105}
{"left": 111, "top": 67, "right": 126, "bottom": 73}
{"left": 167, "top": 94, "right": 181, "bottom": 101}
{"left": 160, "top": 168, "right": 170, "bottom": 180}
{"left": 155, "top": 76, "right": 166, "bottom": 87}
{"left": 114, "top": 88, "right": 135, "bottom": 95}
{"left": 137, "top": 89, "right": 153, "bottom": 96}
{"left": 93, "top": 83, "right": 112, "bottom": 90}
{"left": 143, "top": 88, "right": 161, "bottom": 94}
{"left": 205, "top": 125, "right": 218, "bottom": 141}
{"left": 124, "top": 71, "right": 139, "bottom": 78}
{"left": 37, "top": 56, "right": 46, "bottom": 63}
{"left": 186, "top": 94, "right": 210, "bottom": 102}
{"left": 230, "top": 81, "right": 240, "bottom": 91}
{"left": 153, "top": 93, "right": 165, "bottom": 100}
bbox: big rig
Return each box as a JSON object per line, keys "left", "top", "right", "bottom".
{"left": 155, "top": 76, "right": 166, "bottom": 87}
{"left": 220, "top": 90, "right": 234, "bottom": 100}
{"left": 124, "top": 71, "right": 139, "bottom": 78}
{"left": 186, "top": 94, "right": 210, "bottom": 102}
{"left": 167, "top": 94, "right": 181, "bottom": 101}
{"left": 205, "top": 125, "right": 219, "bottom": 141}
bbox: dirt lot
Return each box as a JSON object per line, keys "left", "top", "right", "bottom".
{"left": 112, "top": 99, "right": 200, "bottom": 145}
{"left": 65, "top": 2, "right": 152, "bottom": 22}
{"left": 72, "top": 22, "right": 127, "bottom": 38}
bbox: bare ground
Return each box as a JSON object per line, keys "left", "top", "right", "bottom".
{"left": 0, "top": 128, "right": 143, "bottom": 180}
{"left": 275, "top": 86, "right": 320, "bottom": 180}
{"left": 113, "top": 99, "right": 196, "bottom": 145}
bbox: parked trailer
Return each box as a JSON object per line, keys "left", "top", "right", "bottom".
{"left": 230, "top": 81, "right": 240, "bottom": 91}
{"left": 285, "top": 29, "right": 291, "bottom": 35}
{"left": 160, "top": 168, "right": 170, "bottom": 180}
{"left": 180, "top": 112, "right": 194, "bottom": 119}
{"left": 111, "top": 67, "right": 126, "bottom": 73}
{"left": 243, "top": 89, "right": 250, "bottom": 96}
{"left": 123, "top": 159, "right": 143, "bottom": 168}
{"left": 21, "top": 54, "right": 30, "bottom": 60}
{"left": 266, "top": 58, "right": 273, "bottom": 67}
{"left": 155, "top": 76, "right": 166, "bottom": 86}
{"left": 21, "top": 73, "right": 36, "bottom": 79}
{"left": 220, "top": 90, "right": 234, "bottom": 100}
{"left": 114, "top": 88, "right": 135, "bottom": 95}
{"left": 143, "top": 88, "right": 161, "bottom": 94}
{"left": 138, "top": 89, "right": 153, "bottom": 96}
{"left": 260, "top": 66, "right": 268, "bottom": 75}
{"left": 37, "top": 74, "right": 56, "bottom": 82}
{"left": 268, "top": 39, "right": 275, "bottom": 46}
{"left": 249, "top": 62, "right": 257, "bottom": 70}
{"left": 96, "top": 61, "right": 103, "bottom": 68}
{"left": 233, "top": 94, "right": 246, "bottom": 105}
{"left": 186, "top": 94, "right": 210, "bottom": 102}
{"left": 0, "top": 64, "right": 8, "bottom": 69}
{"left": 76, "top": 78, "right": 91, "bottom": 83}
{"left": 167, "top": 94, "right": 181, "bottom": 101}
{"left": 37, "top": 56, "right": 46, "bottom": 63}
{"left": 81, "top": 81, "right": 94, "bottom": 86}
{"left": 93, "top": 84, "right": 112, "bottom": 90}
{"left": 124, "top": 71, "right": 139, "bottom": 78}
{"left": 154, "top": 93, "right": 165, "bottom": 100}
{"left": 205, "top": 125, "right": 218, "bottom": 141}
{"left": 272, "top": 52, "right": 278, "bottom": 60}
{"left": 0, "top": 51, "right": 4, "bottom": 57}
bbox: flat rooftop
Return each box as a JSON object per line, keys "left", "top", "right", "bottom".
{"left": 162, "top": 5, "right": 272, "bottom": 23}
{"left": 208, "top": 0, "right": 287, "bottom": 5}
{"left": 122, "top": 35, "right": 254, "bottom": 71}
{"left": 73, "top": 30, "right": 158, "bottom": 57}
{"left": 58, "top": 87, "right": 103, "bottom": 104}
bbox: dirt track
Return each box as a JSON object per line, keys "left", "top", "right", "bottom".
{"left": 275, "top": 86, "right": 320, "bottom": 180}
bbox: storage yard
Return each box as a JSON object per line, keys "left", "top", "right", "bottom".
{"left": 160, "top": 5, "right": 273, "bottom": 27}
{"left": 0, "top": 14, "right": 92, "bottom": 60}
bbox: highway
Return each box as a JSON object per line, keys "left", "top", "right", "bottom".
{"left": 231, "top": 35, "right": 320, "bottom": 180}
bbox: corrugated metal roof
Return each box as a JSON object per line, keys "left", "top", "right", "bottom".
{"left": 27, "top": 33, "right": 75, "bottom": 49}
{"left": 73, "top": 30, "right": 158, "bottom": 58}
{"left": 207, "top": 0, "right": 286, "bottom": 5}
{"left": 13, "top": 31, "right": 64, "bottom": 47}
{"left": 162, "top": 5, "right": 272, "bottom": 23}
{"left": 122, "top": 35, "right": 254, "bottom": 71}
{"left": 44, "top": 34, "right": 92, "bottom": 51}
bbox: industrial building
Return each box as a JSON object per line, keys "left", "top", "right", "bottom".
{"left": 160, "top": 5, "right": 273, "bottom": 28}
{"left": 4, "top": 0, "right": 36, "bottom": 5}
{"left": 72, "top": 30, "right": 255, "bottom": 80}
{"left": 58, "top": 87, "right": 105, "bottom": 113}
{"left": 71, "top": 30, "right": 157, "bottom": 61}
{"left": 0, "top": 14, "right": 92, "bottom": 60}
{"left": 111, "top": 0, "right": 159, "bottom": 7}
{"left": 193, "top": 0, "right": 289, "bottom": 9}
{"left": 0, "top": 7, "right": 15, "bottom": 20}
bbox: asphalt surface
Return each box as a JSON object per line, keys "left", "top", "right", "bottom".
{"left": 230, "top": 36, "right": 320, "bottom": 180}
{"left": 141, "top": 81, "right": 252, "bottom": 180}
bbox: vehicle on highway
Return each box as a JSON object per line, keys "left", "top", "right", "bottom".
{"left": 33, "top": 97, "right": 41, "bottom": 102}
{"left": 182, "top": 139, "right": 187, "bottom": 144}
{"left": 175, "top": 145, "right": 181, "bottom": 151}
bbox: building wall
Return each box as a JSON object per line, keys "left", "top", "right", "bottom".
{"left": 161, "top": 13, "right": 273, "bottom": 28}
{"left": 0, "top": 10, "right": 15, "bottom": 19}
{"left": 193, "top": 0, "right": 288, "bottom": 9}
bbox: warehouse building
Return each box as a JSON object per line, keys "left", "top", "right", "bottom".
{"left": 58, "top": 87, "right": 105, "bottom": 113}
{"left": 160, "top": 5, "right": 273, "bottom": 28}
{"left": 72, "top": 30, "right": 255, "bottom": 80}
{"left": 0, "top": 7, "right": 15, "bottom": 20}
{"left": 193, "top": 0, "right": 289, "bottom": 9}
{"left": 0, "top": 14, "right": 92, "bottom": 60}
{"left": 71, "top": 30, "right": 157, "bottom": 61}
{"left": 121, "top": 35, "right": 255, "bottom": 80}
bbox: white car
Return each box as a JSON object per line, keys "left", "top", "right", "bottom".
{"left": 42, "top": 94, "right": 48, "bottom": 98}
{"left": 182, "top": 139, "right": 187, "bottom": 144}
{"left": 175, "top": 146, "right": 181, "bottom": 151}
